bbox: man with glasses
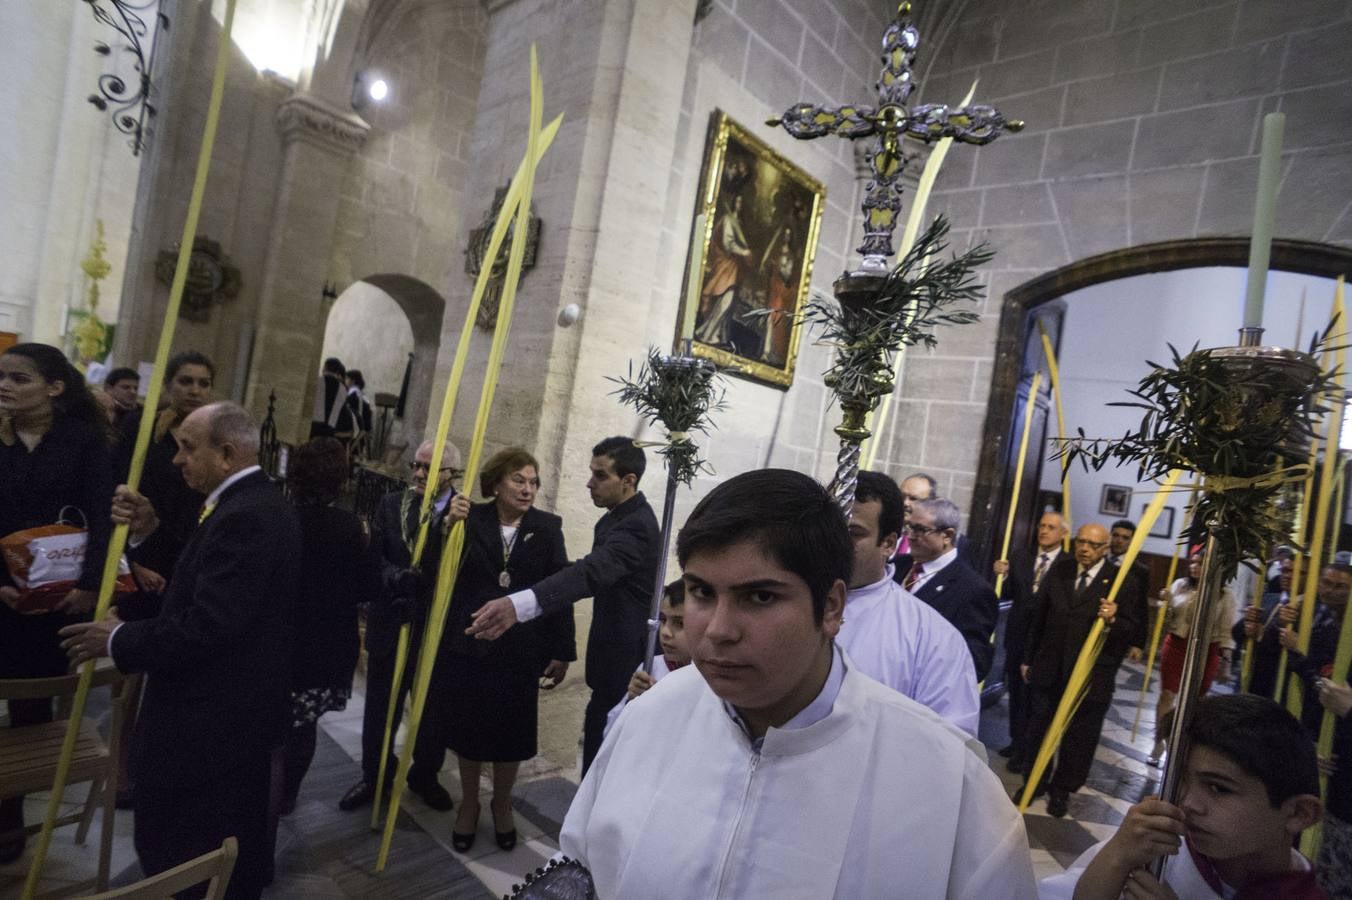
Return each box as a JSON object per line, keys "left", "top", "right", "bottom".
{"left": 1015, "top": 523, "right": 1144, "bottom": 818}
{"left": 893, "top": 497, "right": 999, "bottom": 681}
{"left": 338, "top": 440, "right": 466, "bottom": 813}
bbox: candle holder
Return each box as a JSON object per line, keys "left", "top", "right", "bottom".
{"left": 1058, "top": 331, "right": 1333, "bottom": 585}
{"left": 1057, "top": 327, "right": 1335, "bottom": 882}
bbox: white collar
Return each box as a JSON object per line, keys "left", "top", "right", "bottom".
{"left": 917, "top": 546, "right": 958, "bottom": 577}
{"left": 1078, "top": 558, "right": 1106, "bottom": 579}
{"left": 203, "top": 464, "right": 261, "bottom": 509}
{"left": 1035, "top": 546, "right": 1062, "bottom": 561}
{"left": 722, "top": 644, "right": 845, "bottom": 746}
{"left": 846, "top": 568, "right": 897, "bottom": 608}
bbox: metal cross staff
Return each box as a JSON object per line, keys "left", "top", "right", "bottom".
{"left": 768, "top": 1, "right": 1022, "bottom": 511}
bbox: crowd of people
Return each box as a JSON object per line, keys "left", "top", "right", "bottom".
{"left": 4, "top": 338, "right": 1352, "bottom": 897}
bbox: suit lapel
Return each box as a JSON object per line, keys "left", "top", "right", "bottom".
{"left": 918, "top": 563, "right": 957, "bottom": 600}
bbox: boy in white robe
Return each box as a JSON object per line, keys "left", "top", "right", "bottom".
{"left": 560, "top": 468, "right": 1036, "bottom": 899}
{"left": 839, "top": 471, "right": 980, "bottom": 735}
{"left": 603, "top": 579, "right": 691, "bottom": 737}
{"left": 1039, "top": 694, "right": 1324, "bottom": 899}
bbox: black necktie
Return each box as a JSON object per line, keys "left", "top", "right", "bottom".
{"left": 1076, "top": 569, "right": 1091, "bottom": 594}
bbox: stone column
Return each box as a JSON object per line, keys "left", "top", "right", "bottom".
{"left": 244, "top": 92, "right": 369, "bottom": 443}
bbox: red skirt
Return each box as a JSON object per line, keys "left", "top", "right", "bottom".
{"left": 1159, "top": 633, "right": 1220, "bottom": 695}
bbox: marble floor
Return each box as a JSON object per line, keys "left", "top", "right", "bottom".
{"left": 2, "top": 658, "right": 1180, "bottom": 897}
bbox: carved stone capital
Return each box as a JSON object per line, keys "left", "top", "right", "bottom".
{"left": 275, "top": 92, "right": 370, "bottom": 155}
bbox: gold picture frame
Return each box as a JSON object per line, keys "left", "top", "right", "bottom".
{"left": 675, "top": 110, "right": 826, "bottom": 389}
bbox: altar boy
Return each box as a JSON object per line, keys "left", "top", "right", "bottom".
{"left": 559, "top": 469, "right": 1036, "bottom": 899}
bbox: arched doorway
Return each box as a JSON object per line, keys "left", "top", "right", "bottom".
{"left": 968, "top": 238, "right": 1352, "bottom": 568}
{"left": 320, "top": 273, "right": 445, "bottom": 460}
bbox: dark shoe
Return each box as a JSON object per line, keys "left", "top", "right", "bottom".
{"left": 998, "top": 744, "right": 1015, "bottom": 758}
{"left": 1012, "top": 782, "right": 1045, "bottom": 806}
{"left": 408, "top": 779, "right": 453, "bottom": 812}
{"left": 339, "top": 780, "right": 375, "bottom": 812}
{"left": 0, "top": 834, "right": 25, "bottom": 865}
{"left": 1047, "top": 788, "right": 1070, "bottom": 818}
{"left": 492, "top": 799, "right": 516, "bottom": 851}
{"left": 452, "top": 801, "right": 479, "bottom": 853}
{"left": 115, "top": 790, "right": 135, "bottom": 811}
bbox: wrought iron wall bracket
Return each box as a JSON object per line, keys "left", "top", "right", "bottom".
{"left": 84, "top": 0, "right": 168, "bottom": 156}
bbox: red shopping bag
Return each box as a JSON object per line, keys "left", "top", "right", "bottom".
{"left": 1, "top": 509, "right": 134, "bottom": 615}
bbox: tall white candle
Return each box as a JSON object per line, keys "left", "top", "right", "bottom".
{"left": 679, "top": 213, "right": 706, "bottom": 351}
{"left": 1244, "top": 112, "right": 1285, "bottom": 331}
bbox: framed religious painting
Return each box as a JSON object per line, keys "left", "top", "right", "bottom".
{"left": 1099, "top": 484, "right": 1132, "bottom": 517}
{"left": 674, "top": 110, "right": 825, "bottom": 389}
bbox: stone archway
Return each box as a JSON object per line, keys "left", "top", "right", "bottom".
{"left": 967, "top": 237, "right": 1352, "bottom": 568}
{"left": 324, "top": 273, "right": 445, "bottom": 455}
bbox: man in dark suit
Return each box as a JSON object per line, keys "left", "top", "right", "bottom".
{"left": 1015, "top": 522, "right": 1145, "bottom": 818}
{"left": 893, "top": 497, "right": 999, "bottom": 681}
{"left": 62, "top": 402, "right": 300, "bottom": 899}
{"left": 992, "top": 510, "right": 1068, "bottom": 770}
{"left": 466, "top": 436, "right": 660, "bottom": 774}
{"left": 337, "top": 439, "right": 461, "bottom": 813}
{"left": 1107, "top": 518, "right": 1149, "bottom": 661}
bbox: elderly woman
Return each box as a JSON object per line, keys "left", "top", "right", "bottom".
{"left": 444, "top": 447, "right": 575, "bottom": 852}
{"left": 0, "top": 342, "right": 115, "bottom": 863}
{"left": 1150, "top": 550, "right": 1236, "bottom": 765}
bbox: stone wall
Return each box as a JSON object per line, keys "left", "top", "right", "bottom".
{"left": 430, "top": 0, "right": 893, "bottom": 563}
{"left": 876, "top": 0, "right": 1352, "bottom": 526}
{"left": 324, "top": 1, "right": 487, "bottom": 444}
{"left": 113, "top": 0, "right": 293, "bottom": 401}
{"left": 670, "top": 0, "right": 894, "bottom": 495}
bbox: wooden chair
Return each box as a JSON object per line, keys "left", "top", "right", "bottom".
{"left": 0, "top": 665, "right": 133, "bottom": 892}
{"left": 75, "top": 837, "right": 237, "bottom": 900}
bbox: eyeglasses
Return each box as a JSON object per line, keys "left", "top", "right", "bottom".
{"left": 1074, "top": 539, "right": 1108, "bottom": 549}
{"left": 905, "top": 522, "right": 946, "bottom": 536}
{"left": 410, "top": 462, "right": 462, "bottom": 479}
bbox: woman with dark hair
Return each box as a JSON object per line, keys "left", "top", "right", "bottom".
{"left": 0, "top": 342, "right": 115, "bottom": 862}
{"left": 445, "top": 447, "right": 575, "bottom": 852}
{"left": 115, "top": 350, "right": 215, "bottom": 581}
{"left": 280, "top": 437, "right": 381, "bottom": 812}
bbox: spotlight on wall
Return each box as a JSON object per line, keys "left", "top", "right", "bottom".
{"left": 352, "top": 71, "right": 391, "bottom": 110}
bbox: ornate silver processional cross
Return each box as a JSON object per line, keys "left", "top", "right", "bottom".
{"left": 768, "top": 2, "right": 1023, "bottom": 512}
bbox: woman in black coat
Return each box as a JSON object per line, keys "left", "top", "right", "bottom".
{"left": 280, "top": 437, "right": 381, "bottom": 813}
{"left": 115, "top": 350, "right": 214, "bottom": 583}
{"left": 0, "top": 342, "right": 115, "bottom": 862}
{"left": 444, "top": 447, "right": 576, "bottom": 852}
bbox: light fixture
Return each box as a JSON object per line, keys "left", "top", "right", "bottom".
{"left": 352, "top": 70, "right": 391, "bottom": 109}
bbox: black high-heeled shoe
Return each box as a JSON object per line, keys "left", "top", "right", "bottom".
{"left": 452, "top": 802, "right": 479, "bottom": 853}
{"left": 492, "top": 801, "right": 516, "bottom": 851}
